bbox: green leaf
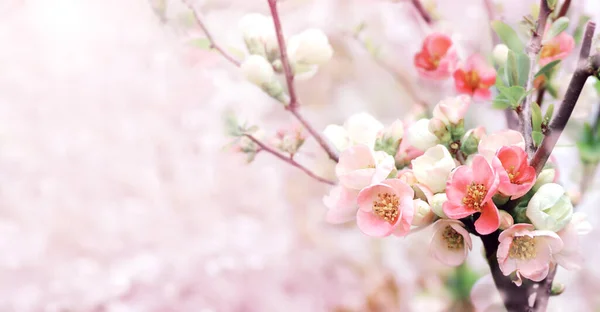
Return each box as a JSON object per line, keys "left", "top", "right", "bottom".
{"left": 546, "top": 83, "right": 559, "bottom": 98}
{"left": 533, "top": 131, "right": 544, "bottom": 147}
{"left": 223, "top": 112, "right": 243, "bottom": 137}
{"left": 493, "top": 93, "right": 512, "bottom": 109}
{"left": 594, "top": 77, "right": 600, "bottom": 96}
{"left": 496, "top": 66, "right": 507, "bottom": 88}
{"left": 506, "top": 51, "right": 519, "bottom": 86}
{"left": 544, "top": 103, "right": 555, "bottom": 124}
{"left": 573, "top": 16, "right": 591, "bottom": 44}
{"left": 498, "top": 85, "right": 527, "bottom": 108}
{"left": 516, "top": 51, "right": 530, "bottom": 87}
{"left": 546, "top": 0, "right": 557, "bottom": 9}
{"left": 535, "top": 60, "right": 561, "bottom": 78}
{"left": 532, "top": 102, "right": 543, "bottom": 132}
{"left": 543, "top": 17, "right": 569, "bottom": 44}
{"left": 491, "top": 21, "right": 525, "bottom": 52}
{"left": 188, "top": 38, "right": 212, "bottom": 50}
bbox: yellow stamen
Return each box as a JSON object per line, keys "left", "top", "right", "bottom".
{"left": 372, "top": 193, "right": 400, "bottom": 224}
{"left": 509, "top": 236, "right": 537, "bottom": 260}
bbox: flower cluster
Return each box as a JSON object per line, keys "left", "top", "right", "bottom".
{"left": 414, "top": 33, "right": 497, "bottom": 99}
{"left": 323, "top": 96, "right": 590, "bottom": 285}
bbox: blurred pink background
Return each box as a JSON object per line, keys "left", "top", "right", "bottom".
{"left": 1, "top": 0, "right": 600, "bottom": 311}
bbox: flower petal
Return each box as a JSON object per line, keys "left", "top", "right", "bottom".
{"left": 356, "top": 209, "right": 394, "bottom": 237}
{"left": 474, "top": 201, "right": 500, "bottom": 235}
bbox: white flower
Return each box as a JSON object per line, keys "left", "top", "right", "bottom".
{"left": 406, "top": 118, "right": 438, "bottom": 151}
{"left": 532, "top": 168, "right": 556, "bottom": 191}
{"left": 240, "top": 55, "right": 275, "bottom": 86}
{"left": 430, "top": 193, "right": 448, "bottom": 218}
{"left": 554, "top": 212, "right": 592, "bottom": 270}
{"left": 492, "top": 44, "right": 509, "bottom": 66}
{"left": 238, "top": 13, "right": 277, "bottom": 57}
{"left": 381, "top": 119, "right": 404, "bottom": 142}
{"left": 411, "top": 145, "right": 456, "bottom": 193}
{"left": 432, "top": 95, "right": 471, "bottom": 125}
{"left": 323, "top": 112, "right": 384, "bottom": 151}
{"left": 412, "top": 199, "right": 435, "bottom": 227}
{"left": 287, "top": 28, "right": 333, "bottom": 66}
{"left": 526, "top": 183, "right": 573, "bottom": 232}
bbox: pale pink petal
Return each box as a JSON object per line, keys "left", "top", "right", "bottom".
{"left": 473, "top": 88, "right": 492, "bottom": 100}
{"left": 520, "top": 264, "right": 550, "bottom": 282}
{"left": 498, "top": 224, "right": 535, "bottom": 241}
{"left": 474, "top": 201, "right": 500, "bottom": 235}
{"left": 445, "top": 166, "right": 472, "bottom": 203}
{"left": 497, "top": 237, "right": 514, "bottom": 273}
{"left": 425, "top": 33, "right": 452, "bottom": 57}
{"left": 471, "top": 155, "right": 495, "bottom": 190}
{"left": 324, "top": 186, "right": 359, "bottom": 224}
{"left": 443, "top": 201, "right": 477, "bottom": 219}
{"left": 336, "top": 145, "right": 376, "bottom": 189}
{"left": 356, "top": 209, "right": 394, "bottom": 237}
{"left": 383, "top": 179, "right": 415, "bottom": 199}
{"left": 449, "top": 222, "right": 473, "bottom": 249}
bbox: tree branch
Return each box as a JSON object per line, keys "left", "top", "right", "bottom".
{"left": 267, "top": 0, "right": 340, "bottom": 163}
{"left": 182, "top": 0, "right": 241, "bottom": 67}
{"left": 531, "top": 22, "right": 599, "bottom": 174}
{"left": 521, "top": 0, "right": 553, "bottom": 158}
{"left": 245, "top": 134, "right": 335, "bottom": 185}
{"left": 410, "top": 0, "right": 433, "bottom": 24}
{"left": 556, "top": 0, "right": 572, "bottom": 19}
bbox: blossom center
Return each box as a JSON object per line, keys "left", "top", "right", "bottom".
{"left": 372, "top": 193, "right": 400, "bottom": 223}
{"left": 442, "top": 226, "right": 464, "bottom": 250}
{"left": 540, "top": 43, "right": 560, "bottom": 58}
{"left": 465, "top": 71, "right": 481, "bottom": 90}
{"left": 509, "top": 236, "right": 537, "bottom": 260}
{"left": 461, "top": 183, "right": 487, "bottom": 211}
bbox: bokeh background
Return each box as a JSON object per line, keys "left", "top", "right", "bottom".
{"left": 1, "top": 0, "right": 600, "bottom": 311}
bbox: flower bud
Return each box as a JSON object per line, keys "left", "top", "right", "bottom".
{"left": 287, "top": 28, "right": 333, "bottom": 66}
{"left": 382, "top": 119, "right": 404, "bottom": 142}
{"left": 407, "top": 118, "right": 439, "bottom": 151}
{"left": 397, "top": 169, "right": 418, "bottom": 186}
{"left": 430, "top": 193, "right": 448, "bottom": 218}
{"left": 461, "top": 126, "right": 486, "bottom": 155}
{"left": 498, "top": 210, "right": 514, "bottom": 230}
{"left": 532, "top": 168, "right": 556, "bottom": 192}
{"left": 412, "top": 199, "right": 436, "bottom": 226}
{"left": 411, "top": 145, "right": 456, "bottom": 193}
{"left": 241, "top": 55, "right": 275, "bottom": 86}
{"left": 428, "top": 118, "right": 449, "bottom": 140}
{"left": 493, "top": 44, "right": 509, "bottom": 66}
{"left": 567, "top": 190, "right": 581, "bottom": 206}
{"left": 526, "top": 183, "right": 573, "bottom": 232}
{"left": 238, "top": 14, "right": 278, "bottom": 58}
{"left": 432, "top": 95, "right": 471, "bottom": 125}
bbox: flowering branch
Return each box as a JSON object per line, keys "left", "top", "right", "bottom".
{"left": 182, "top": 0, "right": 242, "bottom": 67}
{"left": 521, "top": 0, "right": 553, "bottom": 158}
{"left": 267, "top": 0, "right": 340, "bottom": 163}
{"left": 410, "top": 0, "right": 433, "bottom": 24}
{"left": 531, "top": 22, "right": 599, "bottom": 174}
{"left": 244, "top": 134, "right": 335, "bottom": 185}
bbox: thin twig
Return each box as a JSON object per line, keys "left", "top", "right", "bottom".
{"left": 536, "top": 87, "right": 546, "bottom": 108}
{"left": 556, "top": 0, "right": 572, "bottom": 19}
{"left": 182, "top": 0, "right": 241, "bottom": 67}
{"left": 410, "top": 0, "right": 433, "bottom": 24}
{"left": 521, "top": 0, "right": 553, "bottom": 158}
{"left": 531, "top": 22, "right": 599, "bottom": 174}
{"left": 267, "top": 0, "right": 340, "bottom": 163}
{"left": 245, "top": 134, "right": 335, "bottom": 185}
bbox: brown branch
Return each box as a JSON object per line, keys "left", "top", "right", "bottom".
{"left": 531, "top": 22, "right": 599, "bottom": 174}
{"left": 245, "top": 134, "right": 335, "bottom": 185}
{"left": 536, "top": 87, "right": 546, "bottom": 108}
{"left": 410, "top": 0, "right": 433, "bottom": 24}
{"left": 182, "top": 0, "right": 241, "bottom": 67}
{"left": 267, "top": 0, "right": 340, "bottom": 163}
{"left": 521, "top": 0, "right": 553, "bottom": 158}
{"left": 556, "top": 0, "right": 572, "bottom": 20}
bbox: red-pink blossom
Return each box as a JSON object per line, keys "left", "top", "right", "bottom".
{"left": 494, "top": 146, "right": 537, "bottom": 199}
{"left": 443, "top": 155, "right": 500, "bottom": 235}
{"left": 414, "top": 33, "right": 458, "bottom": 80}
{"left": 453, "top": 54, "right": 497, "bottom": 99}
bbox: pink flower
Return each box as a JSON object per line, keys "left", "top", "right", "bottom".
{"left": 432, "top": 95, "right": 472, "bottom": 125}
{"left": 356, "top": 179, "right": 414, "bottom": 237}
{"left": 429, "top": 219, "right": 472, "bottom": 266}
{"left": 443, "top": 155, "right": 500, "bottom": 235}
{"left": 497, "top": 224, "right": 563, "bottom": 286}
{"left": 453, "top": 54, "right": 497, "bottom": 99}
{"left": 323, "top": 186, "right": 359, "bottom": 224}
{"left": 553, "top": 212, "right": 592, "bottom": 270}
{"left": 414, "top": 33, "right": 458, "bottom": 80}
{"left": 540, "top": 29, "right": 575, "bottom": 66}
{"left": 494, "top": 146, "right": 536, "bottom": 199}
{"left": 478, "top": 130, "right": 525, "bottom": 160}
{"left": 335, "top": 144, "right": 395, "bottom": 190}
